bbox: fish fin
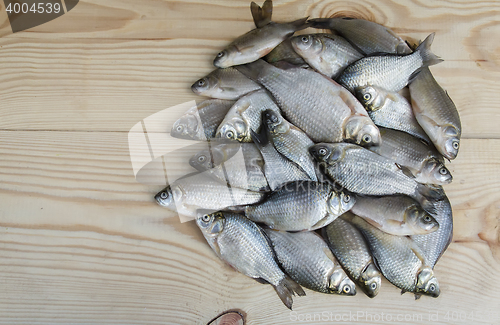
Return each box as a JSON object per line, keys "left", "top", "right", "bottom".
{"left": 396, "top": 163, "right": 417, "bottom": 179}
{"left": 322, "top": 247, "right": 337, "bottom": 263}
{"left": 386, "top": 219, "right": 404, "bottom": 228}
{"left": 415, "top": 33, "right": 443, "bottom": 67}
{"left": 289, "top": 17, "right": 310, "bottom": 31}
{"left": 251, "top": 1, "right": 273, "bottom": 28}
{"left": 362, "top": 217, "right": 384, "bottom": 229}
{"left": 273, "top": 60, "right": 301, "bottom": 70}
{"left": 396, "top": 42, "right": 410, "bottom": 55}
{"left": 400, "top": 289, "right": 406, "bottom": 295}
{"left": 249, "top": 124, "right": 269, "bottom": 147}
{"left": 415, "top": 184, "right": 445, "bottom": 202}
{"left": 311, "top": 214, "right": 337, "bottom": 230}
{"left": 273, "top": 276, "right": 306, "bottom": 310}
{"left": 411, "top": 246, "right": 428, "bottom": 266}
{"left": 254, "top": 277, "right": 269, "bottom": 284}
{"left": 235, "top": 59, "right": 269, "bottom": 82}
{"left": 414, "top": 293, "right": 422, "bottom": 300}
{"left": 307, "top": 18, "right": 332, "bottom": 29}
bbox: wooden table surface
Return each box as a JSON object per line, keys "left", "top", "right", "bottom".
{"left": 1, "top": 0, "right": 499, "bottom": 324}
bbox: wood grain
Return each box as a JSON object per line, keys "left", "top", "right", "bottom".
{"left": 0, "top": 0, "right": 499, "bottom": 324}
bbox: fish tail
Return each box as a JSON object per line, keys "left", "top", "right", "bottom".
{"left": 306, "top": 18, "right": 333, "bottom": 29}
{"left": 416, "top": 33, "right": 443, "bottom": 67}
{"left": 290, "top": 17, "right": 310, "bottom": 31}
{"left": 235, "top": 59, "right": 270, "bottom": 82}
{"left": 273, "top": 276, "right": 306, "bottom": 310}
{"left": 414, "top": 184, "right": 445, "bottom": 215}
{"left": 251, "top": 0, "right": 273, "bottom": 28}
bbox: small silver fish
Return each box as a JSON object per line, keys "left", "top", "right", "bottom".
{"left": 236, "top": 60, "right": 380, "bottom": 146}
{"left": 323, "top": 213, "right": 381, "bottom": 298}
{"left": 369, "top": 128, "right": 452, "bottom": 185}
{"left": 214, "top": 17, "right": 309, "bottom": 68}
{"left": 191, "top": 68, "right": 262, "bottom": 100}
{"left": 409, "top": 67, "right": 461, "bottom": 160}
{"left": 337, "top": 33, "right": 442, "bottom": 93}
{"left": 245, "top": 181, "right": 354, "bottom": 231}
{"left": 356, "top": 86, "right": 430, "bottom": 142}
{"left": 216, "top": 89, "right": 280, "bottom": 142}
{"left": 260, "top": 109, "right": 318, "bottom": 181}
{"left": 265, "top": 229, "right": 356, "bottom": 295}
{"left": 348, "top": 214, "right": 440, "bottom": 298}
{"left": 351, "top": 195, "right": 440, "bottom": 236}
{"left": 291, "top": 33, "right": 363, "bottom": 78}
{"left": 171, "top": 99, "right": 235, "bottom": 140}
{"left": 308, "top": 17, "right": 412, "bottom": 55}
{"left": 189, "top": 140, "right": 243, "bottom": 171}
{"left": 196, "top": 211, "right": 305, "bottom": 309}
{"left": 154, "top": 173, "right": 264, "bottom": 218}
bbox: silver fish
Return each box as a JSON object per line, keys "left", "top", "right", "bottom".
{"left": 309, "top": 142, "right": 443, "bottom": 201}
{"left": 259, "top": 109, "right": 318, "bottom": 181}
{"left": 196, "top": 211, "right": 305, "bottom": 309}
{"left": 369, "top": 128, "right": 452, "bottom": 185}
{"left": 236, "top": 60, "right": 380, "bottom": 146}
{"left": 213, "top": 18, "right": 309, "bottom": 68}
{"left": 216, "top": 89, "right": 280, "bottom": 142}
{"left": 351, "top": 195, "right": 439, "bottom": 236}
{"left": 308, "top": 17, "right": 412, "bottom": 55}
{"left": 251, "top": 0, "right": 273, "bottom": 28}
{"left": 251, "top": 128, "right": 311, "bottom": 190}
{"left": 154, "top": 173, "right": 264, "bottom": 218}
{"left": 409, "top": 67, "right": 461, "bottom": 160}
{"left": 171, "top": 99, "right": 235, "bottom": 140}
{"left": 337, "top": 33, "right": 442, "bottom": 93}
{"left": 245, "top": 181, "right": 354, "bottom": 231}
{"left": 265, "top": 229, "right": 356, "bottom": 295}
{"left": 323, "top": 213, "right": 381, "bottom": 298}
{"left": 291, "top": 33, "right": 363, "bottom": 78}
{"left": 356, "top": 86, "right": 430, "bottom": 142}
{"left": 191, "top": 68, "right": 262, "bottom": 100}
{"left": 348, "top": 214, "right": 440, "bottom": 298}
{"left": 412, "top": 189, "right": 453, "bottom": 268}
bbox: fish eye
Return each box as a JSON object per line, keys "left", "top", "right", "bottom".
{"left": 318, "top": 148, "right": 327, "bottom": 156}
{"left": 225, "top": 131, "right": 234, "bottom": 139}
{"left": 439, "top": 167, "right": 448, "bottom": 175}
{"left": 363, "top": 93, "right": 371, "bottom": 101}
{"left": 201, "top": 214, "right": 211, "bottom": 222}
{"left": 217, "top": 51, "right": 225, "bottom": 58}
{"left": 197, "top": 79, "right": 206, "bottom": 87}
{"left": 343, "top": 194, "right": 351, "bottom": 203}
{"left": 423, "top": 215, "right": 432, "bottom": 223}
{"left": 363, "top": 135, "right": 372, "bottom": 143}
{"left": 452, "top": 141, "right": 459, "bottom": 150}
{"left": 429, "top": 284, "right": 436, "bottom": 292}
{"left": 301, "top": 36, "right": 309, "bottom": 43}
{"left": 370, "top": 283, "right": 377, "bottom": 290}
{"left": 197, "top": 155, "right": 206, "bottom": 162}
{"left": 343, "top": 285, "right": 351, "bottom": 294}
{"left": 160, "top": 192, "right": 168, "bottom": 199}
{"left": 176, "top": 125, "right": 183, "bottom": 132}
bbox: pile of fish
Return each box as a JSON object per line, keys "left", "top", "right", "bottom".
{"left": 155, "top": 0, "right": 460, "bottom": 310}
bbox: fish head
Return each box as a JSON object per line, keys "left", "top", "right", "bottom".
{"left": 189, "top": 149, "right": 214, "bottom": 171}
{"left": 355, "top": 86, "right": 386, "bottom": 111}
{"left": 439, "top": 126, "right": 460, "bottom": 160}
{"left": 191, "top": 75, "right": 219, "bottom": 97}
{"left": 155, "top": 186, "right": 176, "bottom": 210}
{"left": 418, "top": 159, "right": 453, "bottom": 185}
{"left": 328, "top": 269, "right": 357, "bottom": 295}
{"left": 217, "top": 118, "right": 248, "bottom": 142}
{"left": 359, "top": 263, "right": 381, "bottom": 298}
{"left": 213, "top": 49, "right": 235, "bottom": 68}
{"left": 262, "top": 109, "right": 287, "bottom": 134}
{"left": 406, "top": 206, "right": 440, "bottom": 234}
{"left": 416, "top": 266, "right": 440, "bottom": 298}
{"left": 309, "top": 143, "right": 345, "bottom": 167}
{"left": 196, "top": 211, "right": 226, "bottom": 237}
{"left": 328, "top": 190, "right": 356, "bottom": 216}
{"left": 344, "top": 116, "right": 381, "bottom": 147}
{"left": 171, "top": 113, "right": 201, "bottom": 140}
{"left": 290, "top": 34, "right": 322, "bottom": 56}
